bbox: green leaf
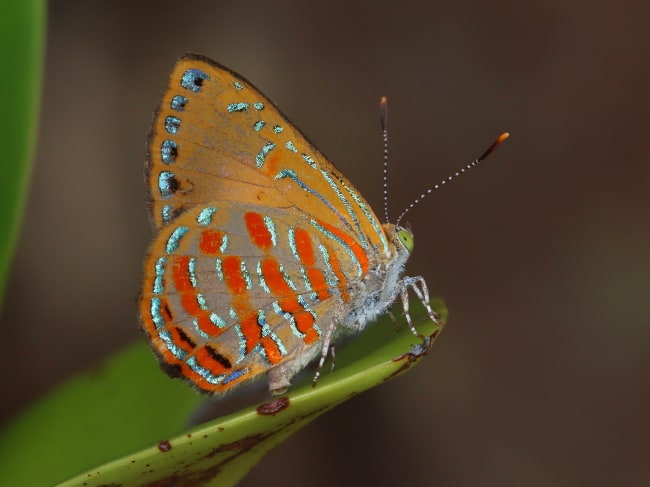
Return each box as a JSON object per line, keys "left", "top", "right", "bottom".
{"left": 0, "top": 299, "right": 445, "bottom": 486}
{"left": 0, "top": 341, "right": 205, "bottom": 485}
{"left": 0, "top": 0, "right": 45, "bottom": 301}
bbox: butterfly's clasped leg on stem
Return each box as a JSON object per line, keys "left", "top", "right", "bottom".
{"left": 311, "top": 319, "right": 340, "bottom": 388}
{"left": 399, "top": 276, "right": 441, "bottom": 343}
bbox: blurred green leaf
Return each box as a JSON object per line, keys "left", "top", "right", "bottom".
{"left": 0, "top": 0, "right": 45, "bottom": 301}
{"left": 0, "top": 341, "right": 205, "bottom": 485}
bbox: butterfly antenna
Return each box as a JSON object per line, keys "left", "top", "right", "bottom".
{"left": 380, "top": 96, "right": 390, "bottom": 223}
{"left": 395, "top": 132, "right": 510, "bottom": 227}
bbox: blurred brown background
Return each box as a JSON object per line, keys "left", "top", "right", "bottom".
{"left": 2, "top": 0, "right": 649, "bottom": 485}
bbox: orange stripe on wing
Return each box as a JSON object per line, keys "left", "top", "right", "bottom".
{"left": 261, "top": 257, "right": 319, "bottom": 343}
{"left": 260, "top": 257, "right": 290, "bottom": 295}
{"left": 316, "top": 219, "right": 369, "bottom": 275}
{"left": 231, "top": 300, "right": 285, "bottom": 364}
{"left": 237, "top": 309, "right": 260, "bottom": 355}
{"left": 170, "top": 326, "right": 196, "bottom": 354}
{"left": 306, "top": 268, "right": 331, "bottom": 301}
{"left": 261, "top": 336, "right": 284, "bottom": 363}
{"left": 199, "top": 229, "right": 224, "bottom": 255}
{"left": 172, "top": 256, "right": 193, "bottom": 292}
{"left": 245, "top": 211, "right": 273, "bottom": 251}
{"left": 223, "top": 256, "right": 285, "bottom": 363}
{"left": 294, "top": 227, "right": 315, "bottom": 265}
{"left": 222, "top": 256, "right": 247, "bottom": 294}
{"left": 279, "top": 296, "right": 319, "bottom": 344}
{"left": 172, "top": 256, "right": 224, "bottom": 336}
{"left": 323, "top": 243, "right": 350, "bottom": 302}
{"left": 194, "top": 345, "right": 231, "bottom": 376}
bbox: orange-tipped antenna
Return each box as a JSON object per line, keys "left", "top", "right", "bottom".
{"left": 395, "top": 132, "right": 510, "bottom": 228}
{"left": 380, "top": 96, "right": 390, "bottom": 223}
{"left": 478, "top": 132, "right": 510, "bottom": 161}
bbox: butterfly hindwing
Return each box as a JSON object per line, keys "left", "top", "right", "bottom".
{"left": 140, "top": 202, "right": 357, "bottom": 392}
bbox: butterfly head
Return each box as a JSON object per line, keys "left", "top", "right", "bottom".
{"left": 396, "top": 226, "right": 414, "bottom": 252}
{"left": 382, "top": 223, "right": 415, "bottom": 267}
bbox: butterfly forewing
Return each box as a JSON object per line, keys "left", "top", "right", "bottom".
{"left": 142, "top": 54, "right": 391, "bottom": 393}
{"left": 146, "top": 54, "right": 387, "bottom": 257}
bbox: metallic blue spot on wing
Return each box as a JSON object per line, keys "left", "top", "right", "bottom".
{"left": 234, "top": 324, "right": 247, "bottom": 363}
{"left": 153, "top": 257, "right": 167, "bottom": 294}
{"left": 343, "top": 180, "right": 389, "bottom": 253}
{"left": 192, "top": 318, "right": 211, "bottom": 340}
{"left": 161, "top": 140, "right": 178, "bottom": 164}
{"left": 196, "top": 293, "right": 208, "bottom": 311}
{"left": 220, "top": 234, "right": 229, "bottom": 253}
{"left": 181, "top": 68, "right": 210, "bottom": 92}
{"left": 318, "top": 168, "right": 368, "bottom": 249}
{"left": 166, "top": 226, "right": 188, "bottom": 254}
{"left": 288, "top": 227, "right": 298, "bottom": 259}
{"left": 215, "top": 259, "right": 224, "bottom": 280}
{"left": 272, "top": 301, "right": 304, "bottom": 339}
{"left": 240, "top": 260, "right": 253, "bottom": 289}
{"left": 186, "top": 356, "right": 223, "bottom": 384}
{"left": 301, "top": 153, "right": 317, "bottom": 168}
{"left": 227, "top": 102, "right": 249, "bottom": 112}
{"left": 210, "top": 312, "right": 227, "bottom": 328}
{"left": 256, "top": 141, "right": 276, "bottom": 167}
{"left": 257, "top": 261, "right": 271, "bottom": 293}
{"left": 258, "top": 310, "right": 288, "bottom": 357}
{"left": 161, "top": 205, "right": 172, "bottom": 224}
{"left": 222, "top": 368, "right": 248, "bottom": 385}
{"left": 279, "top": 264, "right": 298, "bottom": 291}
{"left": 188, "top": 257, "right": 198, "bottom": 287}
{"left": 317, "top": 244, "right": 344, "bottom": 304}
{"left": 150, "top": 297, "right": 164, "bottom": 328}
{"left": 299, "top": 267, "right": 318, "bottom": 302}
{"left": 196, "top": 206, "right": 217, "bottom": 226}
{"left": 159, "top": 329, "right": 187, "bottom": 360}
{"left": 158, "top": 171, "right": 177, "bottom": 199}
{"left": 263, "top": 216, "right": 277, "bottom": 246}
{"left": 171, "top": 95, "right": 188, "bottom": 111}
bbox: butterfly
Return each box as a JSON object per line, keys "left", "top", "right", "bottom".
{"left": 140, "top": 53, "right": 507, "bottom": 395}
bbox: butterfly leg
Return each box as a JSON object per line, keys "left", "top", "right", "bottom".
{"left": 399, "top": 276, "right": 441, "bottom": 341}
{"left": 406, "top": 276, "right": 440, "bottom": 325}
{"left": 312, "top": 319, "right": 338, "bottom": 387}
{"left": 329, "top": 344, "right": 337, "bottom": 373}
{"left": 398, "top": 286, "right": 428, "bottom": 342}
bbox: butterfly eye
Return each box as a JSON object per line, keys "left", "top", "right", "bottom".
{"left": 397, "top": 228, "right": 414, "bottom": 252}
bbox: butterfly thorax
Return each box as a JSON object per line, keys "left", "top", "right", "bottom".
{"left": 340, "top": 223, "right": 412, "bottom": 331}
